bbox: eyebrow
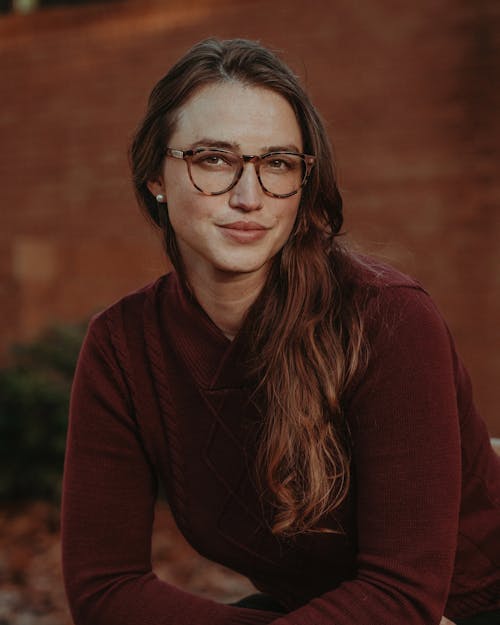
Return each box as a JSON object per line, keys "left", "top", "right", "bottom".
{"left": 190, "top": 138, "right": 302, "bottom": 153}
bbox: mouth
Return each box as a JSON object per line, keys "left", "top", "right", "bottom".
{"left": 218, "top": 221, "right": 268, "bottom": 231}
{"left": 217, "top": 221, "right": 269, "bottom": 243}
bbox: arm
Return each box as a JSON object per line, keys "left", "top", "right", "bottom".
{"left": 269, "top": 286, "right": 462, "bottom": 625}
{"left": 61, "top": 313, "right": 282, "bottom": 625}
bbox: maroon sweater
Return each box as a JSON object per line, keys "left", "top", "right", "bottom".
{"left": 61, "top": 261, "right": 500, "bottom": 625}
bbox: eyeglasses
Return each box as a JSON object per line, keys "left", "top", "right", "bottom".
{"left": 164, "top": 147, "right": 316, "bottom": 198}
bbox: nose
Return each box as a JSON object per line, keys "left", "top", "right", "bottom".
{"left": 228, "top": 162, "right": 263, "bottom": 211}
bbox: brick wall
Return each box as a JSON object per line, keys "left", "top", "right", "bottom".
{"left": 1, "top": 0, "right": 499, "bottom": 434}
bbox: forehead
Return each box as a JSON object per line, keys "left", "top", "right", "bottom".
{"left": 170, "top": 81, "right": 303, "bottom": 151}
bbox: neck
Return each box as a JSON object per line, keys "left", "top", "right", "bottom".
{"left": 184, "top": 266, "right": 267, "bottom": 340}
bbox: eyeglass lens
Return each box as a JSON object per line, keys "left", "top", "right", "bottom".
{"left": 189, "top": 150, "right": 307, "bottom": 196}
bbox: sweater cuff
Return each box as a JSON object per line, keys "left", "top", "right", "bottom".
{"left": 221, "top": 605, "right": 284, "bottom": 624}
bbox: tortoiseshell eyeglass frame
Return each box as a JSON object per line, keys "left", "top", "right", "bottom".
{"left": 164, "top": 147, "right": 316, "bottom": 198}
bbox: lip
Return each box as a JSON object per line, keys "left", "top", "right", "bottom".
{"left": 217, "top": 221, "right": 269, "bottom": 243}
{"left": 218, "top": 221, "right": 268, "bottom": 231}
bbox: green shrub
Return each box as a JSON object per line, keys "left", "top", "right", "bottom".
{"left": 0, "top": 322, "right": 87, "bottom": 502}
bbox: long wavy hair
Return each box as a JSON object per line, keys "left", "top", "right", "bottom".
{"left": 130, "top": 38, "right": 367, "bottom": 536}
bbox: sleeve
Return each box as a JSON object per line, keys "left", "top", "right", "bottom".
{"left": 61, "top": 312, "right": 283, "bottom": 625}
{"left": 267, "top": 286, "right": 462, "bottom": 625}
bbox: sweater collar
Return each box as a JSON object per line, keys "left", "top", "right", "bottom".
{"left": 149, "top": 271, "right": 251, "bottom": 391}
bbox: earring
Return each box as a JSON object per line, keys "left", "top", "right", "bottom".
{"left": 156, "top": 193, "right": 166, "bottom": 203}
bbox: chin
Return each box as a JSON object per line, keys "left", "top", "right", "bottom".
{"left": 213, "top": 257, "right": 271, "bottom": 277}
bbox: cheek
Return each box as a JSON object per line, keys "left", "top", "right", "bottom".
{"left": 164, "top": 164, "right": 192, "bottom": 204}
{"left": 166, "top": 194, "right": 215, "bottom": 235}
{"left": 279, "top": 197, "right": 301, "bottom": 228}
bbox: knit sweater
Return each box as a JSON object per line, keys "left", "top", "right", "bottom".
{"left": 61, "top": 259, "right": 500, "bottom": 625}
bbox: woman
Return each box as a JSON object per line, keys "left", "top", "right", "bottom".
{"left": 61, "top": 38, "right": 500, "bottom": 625}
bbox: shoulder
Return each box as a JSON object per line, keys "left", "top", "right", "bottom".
{"left": 346, "top": 253, "right": 426, "bottom": 293}
{"left": 73, "top": 273, "right": 177, "bottom": 396}
{"left": 85, "top": 272, "right": 174, "bottom": 336}
{"left": 346, "top": 254, "right": 437, "bottom": 321}
{"left": 344, "top": 254, "right": 454, "bottom": 364}
{"left": 74, "top": 273, "right": 178, "bottom": 371}
{"left": 343, "top": 257, "right": 461, "bottom": 424}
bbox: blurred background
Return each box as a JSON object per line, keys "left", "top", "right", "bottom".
{"left": 0, "top": 0, "right": 499, "bottom": 623}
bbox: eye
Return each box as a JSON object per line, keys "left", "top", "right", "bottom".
{"left": 263, "top": 154, "right": 301, "bottom": 173}
{"left": 193, "top": 150, "right": 237, "bottom": 169}
{"left": 200, "top": 154, "right": 225, "bottom": 166}
{"left": 202, "top": 154, "right": 226, "bottom": 165}
{"left": 268, "top": 158, "right": 289, "bottom": 169}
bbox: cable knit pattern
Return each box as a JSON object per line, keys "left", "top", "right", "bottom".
{"left": 62, "top": 260, "right": 500, "bottom": 625}
{"left": 142, "top": 282, "right": 192, "bottom": 533}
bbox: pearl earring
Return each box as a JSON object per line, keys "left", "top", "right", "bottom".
{"left": 156, "top": 193, "right": 166, "bottom": 203}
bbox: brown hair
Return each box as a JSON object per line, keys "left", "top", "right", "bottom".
{"left": 130, "top": 38, "right": 367, "bottom": 535}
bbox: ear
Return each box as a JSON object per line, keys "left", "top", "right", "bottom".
{"left": 146, "top": 176, "right": 166, "bottom": 201}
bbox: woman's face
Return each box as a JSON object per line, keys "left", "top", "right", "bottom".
{"left": 148, "top": 81, "right": 303, "bottom": 285}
